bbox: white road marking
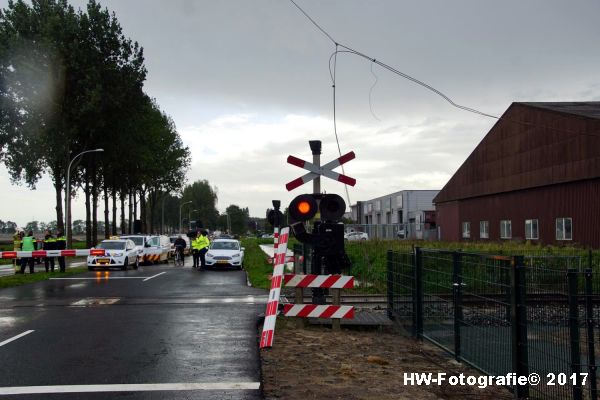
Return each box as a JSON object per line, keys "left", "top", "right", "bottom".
{"left": 0, "top": 382, "right": 261, "bottom": 394}
{"left": 142, "top": 272, "right": 166, "bottom": 282}
{"left": 0, "top": 330, "right": 34, "bottom": 347}
{"left": 71, "top": 298, "right": 120, "bottom": 306}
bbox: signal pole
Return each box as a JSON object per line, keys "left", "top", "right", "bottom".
{"left": 308, "top": 141, "right": 327, "bottom": 305}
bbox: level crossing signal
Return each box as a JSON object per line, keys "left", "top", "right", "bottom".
{"left": 288, "top": 193, "right": 349, "bottom": 275}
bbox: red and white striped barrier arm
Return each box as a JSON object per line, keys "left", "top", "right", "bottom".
{"left": 283, "top": 274, "right": 354, "bottom": 289}
{"left": 283, "top": 304, "right": 355, "bottom": 319}
{"left": 273, "top": 227, "right": 279, "bottom": 251}
{"left": 0, "top": 249, "right": 106, "bottom": 259}
{"left": 267, "top": 255, "right": 295, "bottom": 265}
{"left": 260, "top": 227, "right": 289, "bottom": 349}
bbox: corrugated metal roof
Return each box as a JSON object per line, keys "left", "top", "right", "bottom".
{"left": 519, "top": 102, "right": 600, "bottom": 119}
{"left": 434, "top": 102, "right": 600, "bottom": 204}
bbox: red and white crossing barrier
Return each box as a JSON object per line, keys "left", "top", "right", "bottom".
{"left": 283, "top": 304, "right": 355, "bottom": 319}
{"left": 266, "top": 255, "right": 295, "bottom": 265}
{"left": 260, "top": 227, "right": 290, "bottom": 349}
{"left": 283, "top": 274, "right": 354, "bottom": 289}
{"left": 0, "top": 249, "right": 106, "bottom": 259}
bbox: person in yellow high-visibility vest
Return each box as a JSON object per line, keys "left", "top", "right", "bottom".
{"left": 191, "top": 232, "right": 201, "bottom": 269}
{"left": 43, "top": 230, "right": 56, "bottom": 272}
{"left": 196, "top": 230, "right": 210, "bottom": 271}
{"left": 20, "top": 230, "right": 36, "bottom": 274}
{"left": 13, "top": 229, "right": 23, "bottom": 273}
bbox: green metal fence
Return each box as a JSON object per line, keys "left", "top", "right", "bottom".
{"left": 387, "top": 247, "right": 599, "bottom": 400}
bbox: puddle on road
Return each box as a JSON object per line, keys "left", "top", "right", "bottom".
{"left": 70, "top": 298, "right": 121, "bottom": 306}
{"left": 0, "top": 315, "right": 21, "bottom": 329}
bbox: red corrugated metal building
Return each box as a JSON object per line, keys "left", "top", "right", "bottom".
{"left": 434, "top": 102, "right": 600, "bottom": 247}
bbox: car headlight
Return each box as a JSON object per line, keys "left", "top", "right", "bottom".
{"left": 231, "top": 253, "right": 240, "bottom": 258}
{"left": 206, "top": 253, "right": 214, "bottom": 258}
{"left": 112, "top": 252, "right": 123, "bottom": 257}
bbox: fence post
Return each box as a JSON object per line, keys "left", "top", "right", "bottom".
{"left": 414, "top": 247, "right": 423, "bottom": 338}
{"left": 584, "top": 267, "right": 598, "bottom": 400}
{"left": 511, "top": 255, "right": 529, "bottom": 399}
{"left": 452, "top": 251, "right": 463, "bottom": 361}
{"left": 568, "top": 268, "right": 583, "bottom": 400}
{"left": 387, "top": 250, "right": 394, "bottom": 320}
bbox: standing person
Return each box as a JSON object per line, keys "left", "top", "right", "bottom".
{"left": 43, "top": 230, "right": 56, "bottom": 272}
{"left": 191, "top": 232, "right": 200, "bottom": 269}
{"left": 197, "top": 230, "right": 210, "bottom": 271}
{"left": 55, "top": 231, "right": 67, "bottom": 272}
{"left": 13, "top": 229, "right": 23, "bottom": 273}
{"left": 20, "top": 230, "right": 36, "bottom": 274}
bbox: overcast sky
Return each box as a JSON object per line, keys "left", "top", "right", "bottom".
{"left": 2, "top": 0, "right": 600, "bottom": 226}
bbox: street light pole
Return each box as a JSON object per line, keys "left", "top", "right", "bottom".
{"left": 189, "top": 209, "right": 198, "bottom": 230}
{"left": 65, "top": 148, "right": 104, "bottom": 248}
{"left": 179, "top": 201, "right": 192, "bottom": 233}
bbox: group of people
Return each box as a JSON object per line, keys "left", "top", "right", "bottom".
{"left": 173, "top": 230, "right": 210, "bottom": 270}
{"left": 13, "top": 229, "right": 67, "bottom": 274}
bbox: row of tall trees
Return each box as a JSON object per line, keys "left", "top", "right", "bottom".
{"left": 0, "top": 0, "right": 190, "bottom": 246}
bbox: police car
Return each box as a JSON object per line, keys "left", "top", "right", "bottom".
{"left": 205, "top": 239, "right": 244, "bottom": 270}
{"left": 87, "top": 238, "right": 140, "bottom": 271}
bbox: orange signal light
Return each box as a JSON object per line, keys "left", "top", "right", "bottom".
{"left": 298, "top": 201, "right": 312, "bottom": 214}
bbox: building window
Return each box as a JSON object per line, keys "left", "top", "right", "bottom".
{"left": 396, "top": 195, "right": 403, "bottom": 208}
{"left": 556, "top": 218, "right": 572, "bottom": 240}
{"left": 500, "top": 220, "right": 512, "bottom": 239}
{"left": 367, "top": 203, "right": 373, "bottom": 213}
{"left": 525, "top": 219, "right": 539, "bottom": 240}
{"left": 480, "top": 221, "right": 489, "bottom": 239}
{"left": 462, "top": 222, "right": 470, "bottom": 238}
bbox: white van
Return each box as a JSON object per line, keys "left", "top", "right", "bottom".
{"left": 144, "top": 235, "right": 171, "bottom": 263}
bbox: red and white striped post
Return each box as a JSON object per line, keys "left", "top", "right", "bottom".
{"left": 260, "top": 227, "right": 290, "bottom": 349}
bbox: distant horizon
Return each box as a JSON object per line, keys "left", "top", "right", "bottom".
{"left": 2, "top": 0, "right": 599, "bottom": 225}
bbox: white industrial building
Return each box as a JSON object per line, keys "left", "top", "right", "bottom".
{"left": 348, "top": 190, "right": 439, "bottom": 240}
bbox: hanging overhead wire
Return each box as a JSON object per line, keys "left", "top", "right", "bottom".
{"left": 289, "top": 0, "right": 501, "bottom": 120}
{"left": 369, "top": 59, "right": 381, "bottom": 122}
{"left": 290, "top": 0, "right": 600, "bottom": 144}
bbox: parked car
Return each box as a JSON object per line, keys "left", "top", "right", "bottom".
{"left": 205, "top": 239, "right": 245, "bottom": 269}
{"left": 169, "top": 235, "right": 191, "bottom": 256}
{"left": 261, "top": 233, "right": 274, "bottom": 239}
{"left": 87, "top": 239, "right": 139, "bottom": 270}
{"left": 344, "top": 232, "right": 369, "bottom": 241}
{"left": 397, "top": 228, "right": 406, "bottom": 239}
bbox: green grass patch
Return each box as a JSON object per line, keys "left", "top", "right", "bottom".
{"left": 241, "top": 238, "right": 273, "bottom": 290}
{"left": 0, "top": 266, "right": 88, "bottom": 289}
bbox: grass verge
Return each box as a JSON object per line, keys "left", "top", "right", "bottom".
{"left": 0, "top": 266, "right": 88, "bottom": 289}
{"left": 241, "top": 238, "right": 273, "bottom": 290}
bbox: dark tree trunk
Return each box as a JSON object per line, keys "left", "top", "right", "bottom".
{"left": 148, "top": 190, "right": 156, "bottom": 234}
{"left": 120, "top": 191, "right": 126, "bottom": 235}
{"left": 103, "top": 185, "right": 109, "bottom": 239}
{"left": 92, "top": 166, "right": 98, "bottom": 246}
{"left": 133, "top": 190, "right": 138, "bottom": 226}
{"left": 128, "top": 190, "right": 133, "bottom": 234}
{"left": 85, "top": 168, "right": 91, "bottom": 248}
{"left": 52, "top": 167, "right": 64, "bottom": 235}
{"left": 139, "top": 189, "right": 147, "bottom": 234}
{"left": 111, "top": 188, "right": 117, "bottom": 236}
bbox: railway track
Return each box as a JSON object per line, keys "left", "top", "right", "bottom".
{"left": 282, "top": 292, "right": 600, "bottom": 309}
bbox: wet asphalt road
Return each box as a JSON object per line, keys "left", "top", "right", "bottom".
{"left": 0, "top": 258, "right": 268, "bottom": 399}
